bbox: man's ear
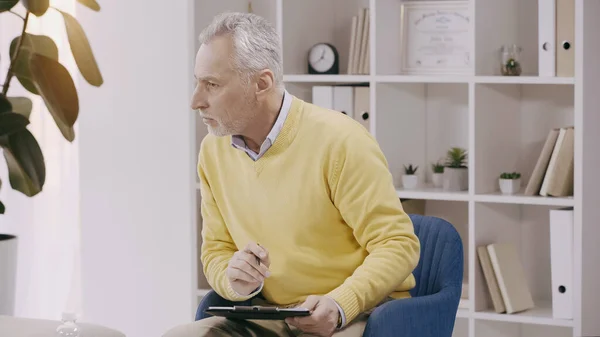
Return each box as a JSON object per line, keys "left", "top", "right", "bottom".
{"left": 255, "top": 69, "right": 275, "bottom": 99}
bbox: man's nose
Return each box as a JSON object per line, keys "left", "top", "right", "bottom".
{"left": 191, "top": 91, "right": 208, "bottom": 111}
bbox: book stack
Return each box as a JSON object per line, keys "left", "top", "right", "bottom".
{"left": 477, "top": 243, "right": 535, "bottom": 314}
{"left": 347, "top": 7, "right": 370, "bottom": 74}
{"left": 524, "top": 126, "right": 574, "bottom": 197}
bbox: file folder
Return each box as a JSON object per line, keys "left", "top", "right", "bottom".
{"left": 333, "top": 86, "right": 354, "bottom": 118}
{"left": 538, "top": 0, "right": 556, "bottom": 76}
{"left": 556, "top": 0, "right": 575, "bottom": 77}
{"left": 549, "top": 207, "right": 574, "bottom": 319}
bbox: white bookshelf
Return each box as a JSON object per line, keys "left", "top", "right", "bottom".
{"left": 192, "top": 1, "right": 600, "bottom": 336}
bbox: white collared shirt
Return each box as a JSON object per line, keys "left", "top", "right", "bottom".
{"left": 230, "top": 90, "right": 292, "bottom": 161}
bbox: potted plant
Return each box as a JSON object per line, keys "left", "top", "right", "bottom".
{"left": 431, "top": 161, "right": 444, "bottom": 188}
{"left": 443, "top": 147, "right": 468, "bottom": 191}
{"left": 402, "top": 164, "right": 419, "bottom": 189}
{"left": 0, "top": 0, "right": 103, "bottom": 315}
{"left": 499, "top": 172, "right": 521, "bottom": 195}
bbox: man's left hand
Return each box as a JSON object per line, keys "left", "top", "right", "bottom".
{"left": 285, "top": 295, "right": 340, "bottom": 337}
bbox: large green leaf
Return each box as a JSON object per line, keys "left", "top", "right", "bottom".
{"left": 59, "top": 10, "right": 103, "bottom": 86}
{"left": 7, "top": 97, "right": 32, "bottom": 118}
{"left": 10, "top": 33, "right": 59, "bottom": 95}
{"left": 21, "top": 0, "right": 49, "bottom": 16}
{"left": 0, "top": 0, "right": 19, "bottom": 12}
{"left": 0, "top": 94, "right": 12, "bottom": 113}
{"left": 0, "top": 112, "right": 29, "bottom": 137}
{"left": 2, "top": 128, "right": 45, "bottom": 197}
{"left": 77, "top": 0, "right": 99, "bottom": 11}
{"left": 29, "top": 53, "right": 78, "bottom": 141}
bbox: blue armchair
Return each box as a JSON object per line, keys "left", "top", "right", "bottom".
{"left": 195, "top": 214, "right": 464, "bottom": 336}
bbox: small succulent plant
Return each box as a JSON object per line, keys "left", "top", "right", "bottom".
{"left": 445, "top": 147, "right": 468, "bottom": 168}
{"left": 500, "top": 172, "right": 521, "bottom": 179}
{"left": 404, "top": 164, "right": 418, "bottom": 175}
{"left": 431, "top": 161, "right": 444, "bottom": 173}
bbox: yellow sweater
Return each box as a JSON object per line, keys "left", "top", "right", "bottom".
{"left": 198, "top": 95, "right": 420, "bottom": 323}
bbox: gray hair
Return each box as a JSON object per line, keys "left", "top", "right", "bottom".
{"left": 199, "top": 12, "right": 284, "bottom": 91}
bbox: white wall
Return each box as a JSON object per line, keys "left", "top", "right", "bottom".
{"left": 76, "top": 0, "right": 197, "bottom": 336}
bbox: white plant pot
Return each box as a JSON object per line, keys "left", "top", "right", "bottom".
{"left": 499, "top": 178, "right": 521, "bottom": 195}
{"left": 402, "top": 175, "right": 418, "bottom": 189}
{"left": 443, "top": 167, "right": 468, "bottom": 191}
{"left": 432, "top": 173, "right": 444, "bottom": 188}
{"left": 0, "top": 234, "right": 17, "bottom": 315}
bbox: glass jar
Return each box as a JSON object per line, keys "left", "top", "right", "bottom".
{"left": 500, "top": 44, "right": 522, "bottom": 76}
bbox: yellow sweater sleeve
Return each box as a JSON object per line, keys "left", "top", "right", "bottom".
{"left": 198, "top": 145, "right": 258, "bottom": 302}
{"left": 326, "top": 129, "right": 421, "bottom": 324}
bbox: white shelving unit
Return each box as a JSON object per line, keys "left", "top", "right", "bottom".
{"left": 192, "top": 1, "right": 600, "bottom": 336}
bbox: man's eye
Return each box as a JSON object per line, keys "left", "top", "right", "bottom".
{"left": 207, "top": 82, "right": 218, "bottom": 88}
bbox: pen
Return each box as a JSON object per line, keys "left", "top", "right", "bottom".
{"left": 256, "top": 243, "right": 261, "bottom": 266}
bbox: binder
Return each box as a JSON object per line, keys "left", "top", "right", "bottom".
{"left": 332, "top": 86, "right": 354, "bottom": 118}
{"left": 549, "top": 207, "right": 574, "bottom": 319}
{"left": 311, "top": 86, "right": 333, "bottom": 109}
{"left": 538, "top": 0, "right": 556, "bottom": 77}
{"left": 353, "top": 87, "right": 370, "bottom": 131}
{"left": 556, "top": 0, "right": 575, "bottom": 77}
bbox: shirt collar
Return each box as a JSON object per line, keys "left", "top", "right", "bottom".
{"left": 231, "top": 90, "right": 292, "bottom": 159}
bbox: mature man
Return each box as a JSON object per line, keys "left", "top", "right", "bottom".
{"left": 164, "top": 12, "right": 420, "bottom": 337}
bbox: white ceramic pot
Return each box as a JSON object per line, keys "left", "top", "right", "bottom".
{"left": 402, "top": 175, "right": 418, "bottom": 189}
{"left": 499, "top": 178, "right": 521, "bottom": 195}
{"left": 443, "top": 167, "right": 468, "bottom": 191}
{"left": 0, "top": 234, "right": 17, "bottom": 315}
{"left": 432, "top": 173, "right": 444, "bottom": 188}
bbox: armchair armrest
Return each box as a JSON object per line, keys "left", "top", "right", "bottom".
{"left": 363, "top": 286, "right": 461, "bottom": 337}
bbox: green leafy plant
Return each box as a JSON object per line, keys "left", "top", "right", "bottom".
{"left": 502, "top": 58, "right": 522, "bottom": 76}
{"left": 0, "top": 0, "right": 103, "bottom": 214}
{"left": 500, "top": 172, "right": 521, "bottom": 179}
{"left": 445, "top": 147, "right": 468, "bottom": 168}
{"left": 431, "top": 161, "right": 444, "bottom": 173}
{"left": 404, "top": 164, "right": 418, "bottom": 175}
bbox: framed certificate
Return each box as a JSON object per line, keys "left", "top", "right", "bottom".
{"left": 400, "top": 1, "right": 472, "bottom": 75}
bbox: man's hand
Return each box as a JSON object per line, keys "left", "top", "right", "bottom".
{"left": 286, "top": 295, "right": 340, "bottom": 337}
{"left": 226, "top": 242, "right": 270, "bottom": 296}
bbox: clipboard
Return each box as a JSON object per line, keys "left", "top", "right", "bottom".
{"left": 205, "top": 305, "right": 310, "bottom": 320}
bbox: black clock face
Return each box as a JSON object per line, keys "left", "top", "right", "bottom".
{"left": 309, "top": 44, "right": 336, "bottom": 72}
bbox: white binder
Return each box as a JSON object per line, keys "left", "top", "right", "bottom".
{"left": 549, "top": 207, "right": 574, "bottom": 319}
{"left": 538, "top": 0, "right": 556, "bottom": 76}
{"left": 311, "top": 86, "right": 333, "bottom": 109}
{"left": 332, "top": 86, "right": 354, "bottom": 118}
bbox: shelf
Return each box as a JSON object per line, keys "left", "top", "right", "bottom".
{"left": 283, "top": 74, "right": 370, "bottom": 83}
{"left": 456, "top": 308, "right": 470, "bottom": 318}
{"left": 474, "top": 76, "right": 575, "bottom": 85}
{"left": 474, "top": 192, "right": 575, "bottom": 206}
{"left": 473, "top": 302, "right": 573, "bottom": 327}
{"left": 396, "top": 187, "right": 469, "bottom": 202}
{"left": 374, "top": 75, "right": 472, "bottom": 84}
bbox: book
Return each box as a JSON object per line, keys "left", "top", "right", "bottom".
{"left": 347, "top": 7, "right": 370, "bottom": 74}
{"left": 487, "top": 243, "right": 535, "bottom": 314}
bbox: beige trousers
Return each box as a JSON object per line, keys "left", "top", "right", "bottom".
{"left": 162, "top": 313, "right": 369, "bottom": 337}
{"left": 161, "top": 296, "right": 392, "bottom": 337}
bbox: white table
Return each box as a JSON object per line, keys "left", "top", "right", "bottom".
{"left": 0, "top": 315, "right": 126, "bottom": 336}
